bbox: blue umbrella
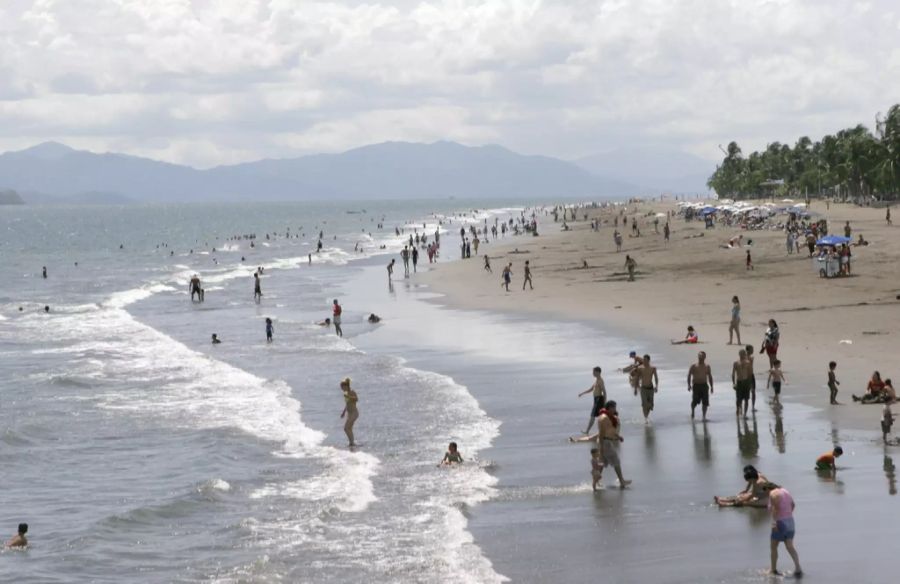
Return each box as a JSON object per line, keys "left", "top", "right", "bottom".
{"left": 816, "top": 235, "right": 851, "bottom": 246}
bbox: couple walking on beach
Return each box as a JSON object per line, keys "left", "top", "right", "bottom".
{"left": 500, "top": 261, "right": 533, "bottom": 291}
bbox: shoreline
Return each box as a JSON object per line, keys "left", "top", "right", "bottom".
{"left": 418, "top": 199, "right": 900, "bottom": 433}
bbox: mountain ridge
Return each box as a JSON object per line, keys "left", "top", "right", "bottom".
{"left": 0, "top": 140, "right": 645, "bottom": 203}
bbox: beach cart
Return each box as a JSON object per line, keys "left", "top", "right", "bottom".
{"left": 814, "top": 235, "right": 851, "bottom": 278}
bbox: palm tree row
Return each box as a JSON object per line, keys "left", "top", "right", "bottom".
{"left": 708, "top": 104, "right": 900, "bottom": 201}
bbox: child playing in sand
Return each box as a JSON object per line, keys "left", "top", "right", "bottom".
{"left": 827, "top": 361, "right": 840, "bottom": 404}
{"left": 816, "top": 446, "right": 843, "bottom": 471}
{"left": 671, "top": 325, "right": 698, "bottom": 345}
{"left": 590, "top": 447, "right": 604, "bottom": 491}
{"left": 767, "top": 360, "right": 786, "bottom": 403}
{"left": 440, "top": 442, "right": 464, "bottom": 466}
{"left": 883, "top": 402, "right": 895, "bottom": 444}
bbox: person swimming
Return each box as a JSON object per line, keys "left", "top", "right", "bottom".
{"left": 367, "top": 313, "right": 381, "bottom": 323}
{"left": 211, "top": 333, "right": 221, "bottom": 344}
{"left": 6, "top": 523, "right": 27, "bottom": 548}
{"left": 317, "top": 317, "right": 332, "bottom": 327}
{"left": 440, "top": 442, "right": 463, "bottom": 465}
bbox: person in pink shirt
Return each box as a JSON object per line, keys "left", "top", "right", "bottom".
{"left": 765, "top": 483, "right": 803, "bottom": 576}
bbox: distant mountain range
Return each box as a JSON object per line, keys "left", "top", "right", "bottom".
{"left": 0, "top": 140, "right": 712, "bottom": 204}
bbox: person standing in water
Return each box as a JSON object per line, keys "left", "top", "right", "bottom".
{"left": 766, "top": 483, "right": 802, "bottom": 576}
{"left": 827, "top": 361, "right": 840, "bottom": 404}
{"left": 254, "top": 272, "right": 262, "bottom": 303}
{"left": 522, "top": 260, "right": 533, "bottom": 290}
{"left": 332, "top": 299, "right": 343, "bottom": 337}
{"left": 687, "top": 351, "right": 714, "bottom": 420}
{"left": 387, "top": 258, "right": 395, "bottom": 279}
{"left": 42, "top": 266, "right": 47, "bottom": 279}
{"left": 624, "top": 255, "right": 637, "bottom": 281}
{"left": 339, "top": 378, "right": 359, "bottom": 447}
{"left": 577, "top": 366, "right": 606, "bottom": 434}
{"left": 412, "top": 247, "right": 419, "bottom": 273}
{"left": 265, "top": 318, "right": 274, "bottom": 343}
{"left": 637, "top": 354, "right": 658, "bottom": 424}
{"left": 746, "top": 344, "right": 758, "bottom": 411}
{"left": 569, "top": 400, "right": 631, "bottom": 488}
{"left": 732, "top": 349, "right": 752, "bottom": 418}
{"left": 190, "top": 274, "right": 203, "bottom": 302}
{"left": 728, "top": 296, "right": 741, "bottom": 345}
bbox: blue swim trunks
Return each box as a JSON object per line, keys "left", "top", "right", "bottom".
{"left": 771, "top": 518, "right": 795, "bottom": 542}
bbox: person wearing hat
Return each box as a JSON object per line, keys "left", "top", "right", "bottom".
{"left": 570, "top": 400, "right": 631, "bottom": 489}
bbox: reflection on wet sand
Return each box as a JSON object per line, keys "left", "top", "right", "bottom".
{"left": 769, "top": 403, "right": 786, "bottom": 454}
{"left": 737, "top": 415, "right": 759, "bottom": 459}
{"left": 884, "top": 454, "right": 896, "bottom": 495}
{"left": 692, "top": 420, "right": 712, "bottom": 464}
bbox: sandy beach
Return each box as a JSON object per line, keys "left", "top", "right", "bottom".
{"left": 421, "top": 200, "right": 900, "bottom": 432}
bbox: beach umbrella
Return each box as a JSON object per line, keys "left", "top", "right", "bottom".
{"left": 816, "top": 235, "right": 851, "bottom": 246}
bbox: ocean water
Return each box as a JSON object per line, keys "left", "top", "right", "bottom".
{"left": 0, "top": 199, "right": 535, "bottom": 583}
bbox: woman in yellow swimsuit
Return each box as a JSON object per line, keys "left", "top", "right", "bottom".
{"left": 340, "top": 377, "right": 359, "bottom": 447}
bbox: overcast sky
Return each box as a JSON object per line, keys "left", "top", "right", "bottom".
{"left": 0, "top": 0, "right": 897, "bottom": 168}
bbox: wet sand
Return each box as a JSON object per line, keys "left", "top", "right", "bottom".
{"left": 345, "top": 260, "right": 899, "bottom": 583}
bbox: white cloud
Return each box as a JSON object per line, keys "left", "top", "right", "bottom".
{"left": 0, "top": 0, "right": 897, "bottom": 167}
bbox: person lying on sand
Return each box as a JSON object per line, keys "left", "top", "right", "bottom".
{"left": 671, "top": 325, "right": 699, "bottom": 345}
{"left": 714, "top": 465, "right": 773, "bottom": 508}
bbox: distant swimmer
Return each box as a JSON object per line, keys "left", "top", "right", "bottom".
{"left": 265, "top": 318, "right": 274, "bottom": 343}
{"left": 42, "top": 266, "right": 47, "bottom": 279}
{"left": 367, "top": 313, "right": 381, "bottom": 323}
{"left": 44, "top": 305, "right": 50, "bottom": 313}
{"left": 332, "top": 299, "right": 343, "bottom": 337}
{"left": 254, "top": 273, "right": 262, "bottom": 303}
{"left": 339, "top": 378, "right": 359, "bottom": 447}
{"left": 190, "top": 275, "right": 203, "bottom": 302}
{"left": 439, "top": 442, "right": 463, "bottom": 466}
{"left": 211, "top": 333, "right": 221, "bottom": 344}
{"left": 6, "top": 523, "right": 28, "bottom": 548}
{"left": 317, "top": 317, "right": 332, "bottom": 327}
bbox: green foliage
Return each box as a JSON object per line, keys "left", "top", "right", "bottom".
{"left": 708, "top": 105, "right": 900, "bottom": 200}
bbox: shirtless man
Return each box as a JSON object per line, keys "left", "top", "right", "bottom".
{"left": 569, "top": 400, "right": 631, "bottom": 488}
{"left": 636, "top": 354, "right": 659, "bottom": 424}
{"left": 577, "top": 366, "right": 607, "bottom": 434}
{"left": 687, "top": 351, "right": 714, "bottom": 420}
{"left": 732, "top": 349, "right": 753, "bottom": 417}
{"left": 189, "top": 274, "right": 203, "bottom": 302}
{"left": 621, "top": 351, "right": 643, "bottom": 393}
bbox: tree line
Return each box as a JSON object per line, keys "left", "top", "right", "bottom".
{"left": 708, "top": 104, "right": 900, "bottom": 201}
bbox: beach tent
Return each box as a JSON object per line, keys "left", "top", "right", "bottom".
{"left": 816, "top": 235, "right": 851, "bottom": 246}
{"left": 699, "top": 206, "right": 717, "bottom": 216}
